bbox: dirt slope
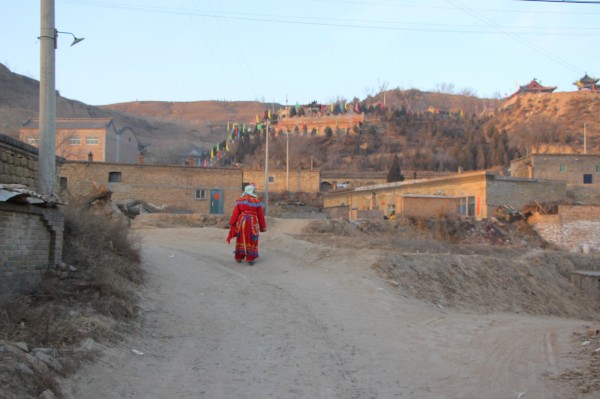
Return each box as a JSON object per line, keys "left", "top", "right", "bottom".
{"left": 61, "top": 220, "right": 600, "bottom": 398}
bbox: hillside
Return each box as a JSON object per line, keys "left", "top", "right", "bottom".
{"left": 2, "top": 62, "right": 599, "bottom": 170}
{"left": 487, "top": 91, "right": 600, "bottom": 153}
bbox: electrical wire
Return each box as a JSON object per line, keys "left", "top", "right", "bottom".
{"left": 58, "top": 0, "right": 599, "bottom": 35}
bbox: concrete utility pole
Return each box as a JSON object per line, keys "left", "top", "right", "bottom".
{"left": 584, "top": 123, "right": 587, "bottom": 154}
{"left": 264, "top": 118, "right": 269, "bottom": 216}
{"left": 38, "top": 0, "right": 56, "bottom": 196}
{"left": 286, "top": 130, "right": 289, "bottom": 192}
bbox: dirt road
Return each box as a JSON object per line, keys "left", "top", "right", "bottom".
{"left": 64, "top": 221, "right": 588, "bottom": 398}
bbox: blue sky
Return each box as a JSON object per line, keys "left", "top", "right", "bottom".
{"left": 2, "top": 0, "right": 599, "bottom": 106}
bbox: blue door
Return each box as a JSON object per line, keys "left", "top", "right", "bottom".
{"left": 210, "top": 189, "right": 223, "bottom": 214}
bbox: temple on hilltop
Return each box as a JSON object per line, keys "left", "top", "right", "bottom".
{"left": 512, "top": 78, "right": 557, "bottom": 96}
{"left": 573, "top": 73, "right": 599, "bottom": 91}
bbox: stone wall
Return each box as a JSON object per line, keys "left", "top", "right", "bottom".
{"left": 528, "top": 205, "right": 600, "bottom": 252}
{"left": 60, "top": 161, "right": 243, "bottom": 214}
{"left": 0, "top": 133, "right": 40, "bottom": 188}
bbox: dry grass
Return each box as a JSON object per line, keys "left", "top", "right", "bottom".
{"left": 0, "top": 204, "right": 143, "bottom": 398}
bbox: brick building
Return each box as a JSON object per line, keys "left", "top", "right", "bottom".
{"left": 0, "top": 134, "right": 63, "bottom": 301}
{"left": 276, "top": 113, "right": 365, "bottom": 134}
{"left": 510, "top": 152, "right": 600, "bottom": 204}
{"left": 20, "top": 118, "right": 141, "bottom": 164}
{"left": 60, "top": 161, "right": 242, "bottom": 214}
{"left": 324, "top": 170, "right": 566, "bottom": 220}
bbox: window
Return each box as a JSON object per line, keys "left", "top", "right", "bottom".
{"left": 583, "top": 174, "right": 593, "bottom": 184}
{"left": 559, "top": 164, "right": 567, "bottom": 173}
{"left": 268, "top": 176, "right": 274, "bottom": 183}
{"left": 195, "top": 189, "right": 207, "bottom": 200}
{"left": 86, "top": 136, "right": 99, "bottom": 145}
{"left": 59, "top": 177, "right": 68, "bottom": 191}
{"left": 458, "top": 198, "right": 467, "bottom": 216}
{"left": 468, "top": 196, "right": 476, "bottom": 217}
{"left": 68, "top": 137, "right": 81, "bottom": 145}
{"left": 108, "top": 172, "right": 122, "bottom": 182}
{"left": 596, "top": 165, "right": 600, "bottom": 173}
{"left": 458, "top": 196, "right": 476, "bottom": 216}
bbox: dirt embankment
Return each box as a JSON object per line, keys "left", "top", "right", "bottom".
{"left": 2, "top": 215, "right": 600, "bottom": 399}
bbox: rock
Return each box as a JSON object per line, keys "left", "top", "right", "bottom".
{"left": 80, "top": 337, "right": 96, "bottom": 352}
{"left": 13, "top": 341, "right": 29, "bottom": 352}
{"left": 34, "top": 351, "right": 63, "bottom": 372}
{"left": 24, "top": 353, "right": 50, "bottom": 374}
{"left": 18, "top": 363, "right": 34, "bottom": 375}
{"left": 39, "top": 389, "right": 57, "bottom": 399}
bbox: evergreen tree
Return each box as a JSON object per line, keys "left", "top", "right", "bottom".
{"left": 387, "top": 154, "right": 405, "bottom": 182}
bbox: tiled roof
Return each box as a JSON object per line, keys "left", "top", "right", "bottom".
{"left": 22, "top": 118, "right": 113, "bottom": 130}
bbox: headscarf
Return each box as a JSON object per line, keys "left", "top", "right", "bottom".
{"left": 242, "top": 184, "right": 257, "bottom": 198}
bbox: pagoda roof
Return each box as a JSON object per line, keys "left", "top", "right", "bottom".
{"left": 517, "top": 79, "right": 557, "bottom": 94}
{"left": 574, "top": 73, "right": 599, "bottom": 85}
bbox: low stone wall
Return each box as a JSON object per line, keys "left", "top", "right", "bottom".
{"left": 0, "top": 133, "right": 40, "bottom": 188}
{"left": 528, "top": 205, "right": 600, "bottom": 253}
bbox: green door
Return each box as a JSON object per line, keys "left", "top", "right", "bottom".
{"left": 210, "top": 189, "right": 223, "bottom": 214}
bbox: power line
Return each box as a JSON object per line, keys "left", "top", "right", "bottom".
{"left": 516, "top": 1, "right": 600, "bottom": 4}
{"left": 58, "top": 0, "right": 600, "bottom": 35}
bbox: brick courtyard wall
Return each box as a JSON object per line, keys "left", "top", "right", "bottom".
{"left": 528, "top": 205, "right": 600, "bottom": 252}
{"left": 0, "top": 203, "right": 63, "bottom": 301}
{"left": 60, "top": 162, "right": 242, "bottom": 214}
{"left": 243, "top": 169, "right": 320, "bottom": 194}
{"left": 0, "top": 134, "right": 64, "bottom": 301}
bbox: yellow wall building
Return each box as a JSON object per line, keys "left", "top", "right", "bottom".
{"left": 20, "top": 118, "right": 141, "bottom": 164}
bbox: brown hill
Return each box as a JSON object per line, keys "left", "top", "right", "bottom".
{"left": 100, "top": 100, "right": 268, "bottom": 126}
{"left": 485, "top": 91, "right": 600, "bottom": 153}
{"left": 2, "top": 62, "right": 599, "bottom": 168}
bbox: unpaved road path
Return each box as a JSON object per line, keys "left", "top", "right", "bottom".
{"left": 64, "top": 221, "right": 588, "bottom": 398}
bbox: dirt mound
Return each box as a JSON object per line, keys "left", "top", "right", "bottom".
{"left": 296, "top": 217, "right": 600, "bottom": 320}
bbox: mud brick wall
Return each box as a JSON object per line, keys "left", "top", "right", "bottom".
{"left": 60, "top": 161, "right": 243, "bottom": 214}
{"left": 0, "top": 133, "right": 39, "bottom": 188}
{"left": 243, "top": 169, "right": 320, "bottom": 194}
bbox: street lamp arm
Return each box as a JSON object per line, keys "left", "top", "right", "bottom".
{"left": 39, "top": 30, "right": 85, "bottom": 47}
{"left": 56, "top": 30, "right": 85, "bottom": 46}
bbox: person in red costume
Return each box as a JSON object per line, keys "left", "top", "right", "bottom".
{"left": 226, "top": 183, "right": 267, "bottom": 265}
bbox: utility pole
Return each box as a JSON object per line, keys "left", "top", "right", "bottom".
{"left": 584, "top": 123, "right": 587, "bottom": 154}
{"left": 39, "top": 0, "right": 56, "bottom": 196}
{"left": 264, "top": 117, "right": 269, "bottom": 216}
{"left": 286, "top": 130, "right": 289, "bottom": 192}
